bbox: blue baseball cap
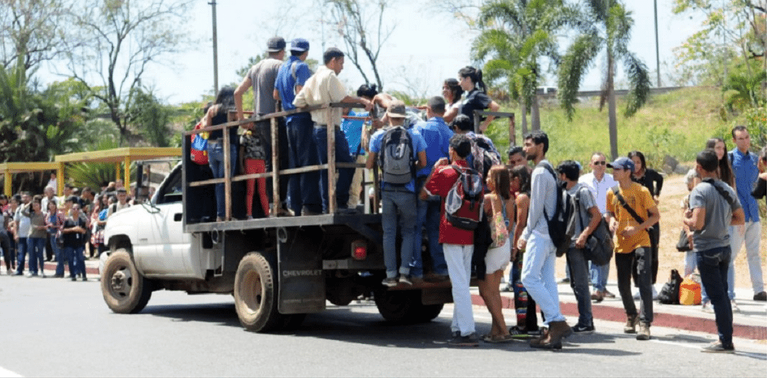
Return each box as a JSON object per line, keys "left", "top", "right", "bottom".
{"left": 290, "top": 38, "right": 309, "bottom": 52}
{"left": 607, "top": 156, "right": 635, "bottom": 172}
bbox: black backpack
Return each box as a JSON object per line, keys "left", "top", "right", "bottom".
{"left": 378, "top": 126, "right": 415, "bottom": 185}
{"left": 538, "top": 162, "right": 575, "bottom": 257}
{"left": 469, "top": 135, "right": 501, "bottom": 178}
{"left": 658, "top": 269, "right": 683, "bottom": 304}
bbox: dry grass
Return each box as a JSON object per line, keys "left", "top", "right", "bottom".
{"left": 556, "top": 173, "right": 768, "bottom": 291}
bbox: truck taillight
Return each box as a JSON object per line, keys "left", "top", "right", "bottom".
{"left": 351, "top": 240, "right": 367, "bottom": 260}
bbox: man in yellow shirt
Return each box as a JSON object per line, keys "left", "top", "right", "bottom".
{"left": 606, "top": 157, "right": 660, "bottom": 341}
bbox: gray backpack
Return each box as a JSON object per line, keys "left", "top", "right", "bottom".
{"left": 378, "top": 126, "right": 415, "bottom": 185}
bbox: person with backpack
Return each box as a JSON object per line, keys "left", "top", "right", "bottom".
{"left": 606, "top": 157, "right": 660, "bottom": 341}
{"left": 558, "top": 161, "right": 602, "bottom": 334}
{"left": 517, "top": 131, "right": 571, "bottom": 350}
{"left": 366, "top": 100, "right": 427, "bottom": 286}
{"left": 450, "top": 114, "right": 501, "bottom": 180}
{"left": 684, "top": 149, "right": 745, "bottom": 352}
{"left": 421, "top": 134, "right": 479, "bottom": 346}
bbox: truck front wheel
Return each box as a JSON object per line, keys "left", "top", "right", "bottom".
{"left": 234, "top": 252, "right": 283, "bottom": 332}
{"left": 101, "top": 249, "right": 152, "bottom": 314}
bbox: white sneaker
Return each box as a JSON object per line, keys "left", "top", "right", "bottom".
{"left": 731, "top": 300, "right": 740, "bottom": 313}
{"left": 652, "top": 286, "right": 659, "bottom": 300}
{"left": 633, "top": 291, "right": 640, "bottom": 300}
{"left": 702, "top": 301, "right": 714, "bottom": 313}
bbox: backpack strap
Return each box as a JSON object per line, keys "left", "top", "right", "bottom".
{"left": 701, "top": 178, "right": 735, "bottom": 205}
{"left": 536, "top": 161, "right": 560, "bottom": 221}
{"left": 611, "top": 185, "right": 647, "bottom": 226}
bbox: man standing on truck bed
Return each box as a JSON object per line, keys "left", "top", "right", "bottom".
{"left": 293, "top": 47, "right": 372, "bottom": 214}
{"left": 235, "top": 37, "right": 291, "bottom": 216}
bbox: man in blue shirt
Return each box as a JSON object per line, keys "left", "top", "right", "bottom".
{"left": 367, "top": 100, "right": 427, "bottom": 286}
{"left": 728, "top": 126, "right": 766, "bottom": 301}
{"left": 410, "top": 96, "right": 453, "bottom": 282}
{"left": 274, "top": 38, "right": 322, "bottom": 215}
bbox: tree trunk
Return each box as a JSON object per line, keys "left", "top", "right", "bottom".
{"left": 520, "top": 97, "right": 528, "bottom": 138}
{"left": 531, "top": 95, "right": 541, "bottom": 131}
{"left": 607, "top": 51, "right": 618, "bottom": 161}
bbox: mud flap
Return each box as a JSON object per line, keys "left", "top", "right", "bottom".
{"left": 277, "top": 227, "right": 326, "bottom": 314}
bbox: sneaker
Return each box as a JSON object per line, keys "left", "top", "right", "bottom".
{"left": 13, "top": 271, "right": 23, "bottom": 276}
{"left": 381, "top": 277, "right": 397, "bottom": 287}
{"left": 701, "top": 341, "right": 734, "bottom": 353}
{"left": 633, "top": 291, "right": 640, "bottom": 300}
{"left": 602, "top": 289, "right": 616, "bottom": 299}
{"left": 572, "top": 324, "right": 595, "bottom": 334}
{"left": 702, "top": 301, "right": 714, "bottom": 313}
{"left": 636, "top": 323, "right": 651, "bottom": 340}
{"left": 82, "top": 277, "right": 87, "bottom": 282}
{"left": 398, "top": 275, "right": 412, "bottom": 286}
{"left": 754, "top": 291, "right": 767, "bottom": 301}
{"left": 447, "top": 333, "right": 479, "bottom": 347}
{"left": 651, "top": 286, "right": 659, "bottom": 300}
{"left": 731, "top": 300, "right": 741, "bottom": 313}
{"left": 509, "top": 326, "right": 532, "bottom": 339}
{"left": 624, "top": 315, "right": 639, "bottom": 334}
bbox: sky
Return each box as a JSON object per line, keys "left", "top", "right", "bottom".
{"left": 43, "top": 0, "right": 706, "bottom": 105}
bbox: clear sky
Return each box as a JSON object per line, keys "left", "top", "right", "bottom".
{"left": 64, "top": 0, "right": 704, "bottom": 105}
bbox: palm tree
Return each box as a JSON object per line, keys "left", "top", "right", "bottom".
{"left": 557, "top": 0, "right": 651, "bottom": 160}
{"left": 473, "top": 0, "right": 572, "bottom": 134}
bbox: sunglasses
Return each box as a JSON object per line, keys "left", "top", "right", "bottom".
{"left": 593, "top": 161, "right": 607, "bottom": 166}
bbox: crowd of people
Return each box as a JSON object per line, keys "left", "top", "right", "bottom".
{"left": 0, "top": 176, "right": 135, "bottom": 281}
{"left": 193, "top": 36, "right": 766, "bottom": 352}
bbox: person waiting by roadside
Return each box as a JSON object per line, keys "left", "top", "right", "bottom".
{"left": 13, "top": 193, "right": 31, "bottom": 275}
{"left": 684, "top": 149, "right": 745, "bottom": 353}
{"left": 274, "top": 38, "right": 319, "bottom": 216}
{"left": 578, "top": 152, "right": 617, "bottom": 302}
{"left": 441, "top": 78, "right": 463, "bottom": 123}
{"left": 456, "top": 66, "right": 500, "bottom": 133}
{"left": 367, "top": 100, "right": 427, "bottom": 286}
{"left": 90, "top": 194, "right": 109, "bottom": 258}
{"left": 421, "top": 134, "right": 478, "bottom": 346}
{"left": 628, "top": 150, "right": 663, "bottom": 299}
{"left": 107, "top": 188, "right": 131, "bottom": 217}
{"left": 728, "top": 126, "right": 766, "bottom": 301}
{"left": 503, "top": 146, "right": 527, "bottom": 292}
{"left": 606, "top": 157, "right": 660, "bottom": 341}
{"left": 5, "top": 194, "right": 19, "bottom": 273}
{"left": 293, "top": 47, "right": 372, "bottom": 214}
{"left": 45, "top": 200, "right": 65, "bottom": 277}
{"left": 517, "top": 131, "right": 571, "bottom": 350}
{"left": 62, "top": 201, "right": 89, "bottom": 281}
{"left": 205, "top": 86, "right": 240, "bottom": 221}
{"left": 558, "top": 160, "right": 601, "bottom": 334}
{"left": 478, "top": 165, "right": 515, "bottom": 343}
{"left": 410, "top": 96, "right": 453, "bottom": 283}
{"left": 0, "top": 196, "right": 12, "bottom": 274}
{"left": 22, "top": 196, "right": 47, "bottom": 277}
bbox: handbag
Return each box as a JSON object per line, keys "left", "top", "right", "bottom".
{"left": 574, "top": 187, "right": 614, "bottom": 265}
{"left": 489, "top": 198, "right": 509, "bottom": 249}
{"left": 676, "top": 229, "right": 692, "bottom": 252}
{"left": 190, "top": 121, "right": 209, "bottom": 165}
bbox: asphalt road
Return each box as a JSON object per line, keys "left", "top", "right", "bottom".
{"left": 0, "top": 275, "right": 765, "bottom": 377}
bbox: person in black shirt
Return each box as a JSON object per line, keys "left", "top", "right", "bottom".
{"left": 62, "top": 203, "right": 89, "bottom": 281}
{"left": 753, "top": 147, "right": 767, "bottom": 200}
{"left": 457, "top": 67, "right": 500, "bottom": 133}
{"left": 628, "top": 150, "right": 663, "bottom": 293}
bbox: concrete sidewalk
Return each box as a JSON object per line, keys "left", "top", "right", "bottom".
{"left": 2, "top": 257, "right": 101, "bottom": 277}
{"left": 470, "top": 281, "right": 767, "bottom": 340}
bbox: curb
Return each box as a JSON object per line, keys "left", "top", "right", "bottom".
{"left": 41, "top": 261, "right": 100, "bottom": 276}
{"left": 471, "top": 294, "right": 767, "bottom": 341}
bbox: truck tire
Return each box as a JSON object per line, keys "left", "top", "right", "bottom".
{"left": 415, "top": 303, "right": 444, "bottom": 323}
{"left": 234, "top": 252, "right": 283, "bottom": 332}
{"left": 374, "top": 290, "right": 420, "bottom": 323}
{"left": 101, "top": 249, "right": 152, "bottom": 314}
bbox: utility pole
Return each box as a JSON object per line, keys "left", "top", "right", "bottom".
{"left": 210, "top": 0, "right": 219, "bottom": 94}
{"left": 654, "top": 0, "right": 661, "bottom": 88}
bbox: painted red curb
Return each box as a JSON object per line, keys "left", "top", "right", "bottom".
{"left": 471, "top": 294, "right": 767, "bottom": 340}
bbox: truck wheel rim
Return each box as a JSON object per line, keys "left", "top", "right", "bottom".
{"left": 110, "top": 267, "right": 132, "bottom": 298}
{"left": 241, "top": 270, "right": 263, "bottom": 314}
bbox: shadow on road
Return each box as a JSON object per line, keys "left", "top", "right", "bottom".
{"left": 143, "top": 302, "right": 241, "bottom": 328}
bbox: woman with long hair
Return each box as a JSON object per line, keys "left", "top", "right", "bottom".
{"left": 478, "top": 166, "right": 516, "bottom": 343}
{"left": 628, "top": 150, "right": 663, "bottom": 296}
{"left": 23, "top": 196, "right": 47, "bottom": 277}
{"left": 705, "top": 138, "right": 735, "bottom": 187}
{"left": 44, "top": 200, "right": 64, "bottom": 277}
{"left": 205, "top": 86, "right": 239, "bottom": 221}
{"left": 442, "top": 78, "right": 463, "bottom": 123}
{"left": 508, "top": 165, "right": 539, "bottom": 337}
{"left": 457, "top": 66, "right": 500, "bottom": 133}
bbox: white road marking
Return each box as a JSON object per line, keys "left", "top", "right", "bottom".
{"left": 0, "top": 366, "right": 22, "bottom": 377}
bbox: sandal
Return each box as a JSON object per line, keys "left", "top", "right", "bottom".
{"left": 484, "top": 334, "right": 515, "bottom": 343}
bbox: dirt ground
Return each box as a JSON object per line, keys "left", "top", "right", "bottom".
{"left": 555, "top": 173, "right": 768, "bottom": 292}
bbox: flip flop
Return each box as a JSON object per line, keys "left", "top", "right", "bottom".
{"left": 483, "top": 334, "right": 515, "bottom": 343}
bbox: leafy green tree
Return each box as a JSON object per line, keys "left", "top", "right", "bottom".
{"left": 128, "top": 87, "right": 172, "bottom": 147}
{"left": 557, "top": 0, "right": 651, "bottom": 160}
{"left": 0, "top": 0, "right": 67, "bottom": 71}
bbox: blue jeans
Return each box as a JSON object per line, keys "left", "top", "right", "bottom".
{"left": 410, "top": 193, "right": 447, "bottom": 277}
{"left": 381, "top": 189, "right": 417, "bottom": 278}
{"left": 27, "top": 237, "right": 45, "bottom": 275}
{"left": 65, "top": 246, "right": 86, "bottom": 278}
{"left": 286, "top": 114, "right": 322, "bottom": 214}
{"left": 207, "top": 142, "right": 238, "bottom": 219}
{"left": 50, "top": 234, "right": 65, "bottom": 276}
{"left": 567, "top": 247, "right": 593, "bottom": 327}
{"left": 521, "top": 231, "right": 565, "bottom": 326}
{"left": 697, "top": 246, "right": 733, "bottom": 348}
{"left": 590, "top": 261, "right": 610, "bottom": 292}
{"left": 15, "top": 237, "right": 27, "bottom": 273}
{"left": 313, "top": 126, "right": 354, "bottom": 212}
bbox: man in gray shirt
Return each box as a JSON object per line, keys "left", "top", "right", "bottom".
{"left": 558, "top": 160, "right": 601, "bottom": 334}
{"left": 517, "top": 131, "right": 570, "bottom": 349}
{"left": 235, "top": 37, "right": 290, "bottom": 215}
{"left": 685, "top": 149, "right": 744, "bottom": 353}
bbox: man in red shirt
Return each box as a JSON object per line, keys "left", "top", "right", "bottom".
{"left": 421, "top": 134, "right": 477, "bottom": 346}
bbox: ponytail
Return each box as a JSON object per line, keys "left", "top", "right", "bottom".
{"left": 458, "top": 66, "right": 487, "bottom": 93}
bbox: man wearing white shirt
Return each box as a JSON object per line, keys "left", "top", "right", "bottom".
{"left": 578, "top": 152, "right": 617, "bottom": 302}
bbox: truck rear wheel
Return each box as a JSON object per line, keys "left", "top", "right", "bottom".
{"left": 101, "top": 249, "right": 152, "bottom": 314}
{"left": 234, "top": 252, "right": 283, "bottom": 332}
{"left": 415, "top": 303, "right": 444, "bottom": 322}
{"left": 374, "top": 290, "right": 420, "bottom": 323}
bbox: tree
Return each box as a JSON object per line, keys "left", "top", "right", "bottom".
{"left": 62, "top": 0, "right": 193, "bottom": 145}
{"left": 324, "top": 0, "right": 395, "bottom": 90}
{"left": 473, "top": 0, "right": 572, "bottom": 133}
{"left": 557, "top": 0, "right": 651, "bottom": 160}
{"left": 0, "top": 0, "right": 67, "bottom": 71}
{"left": 128, "top": 87, "right": 172, "bottom": 147}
